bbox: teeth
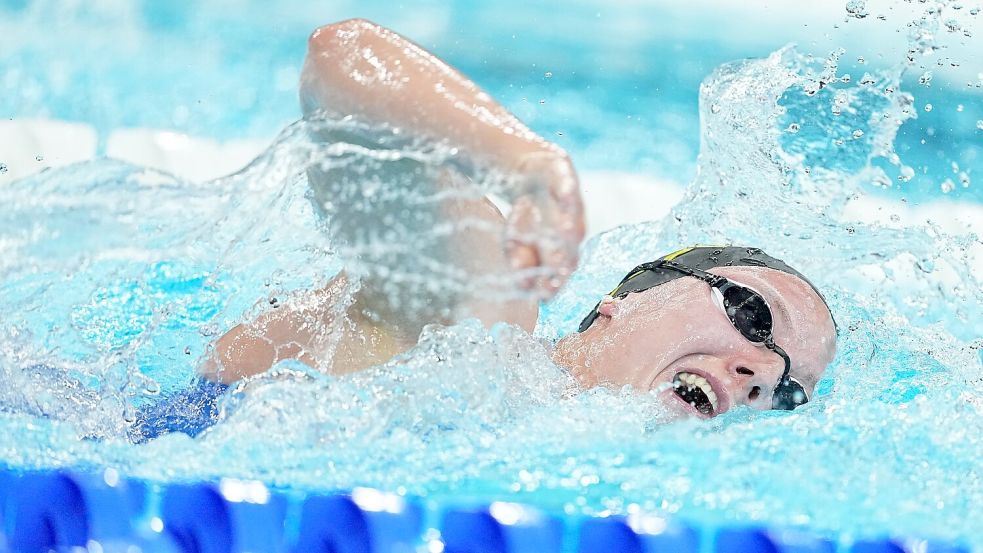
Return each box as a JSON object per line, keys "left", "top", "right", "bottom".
{"left": 674, "top": 371, "right": 719, "bottom": 413}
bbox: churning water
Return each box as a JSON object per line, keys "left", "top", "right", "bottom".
{"left": 1, "top": 0, "right": 981, "bottom": 547}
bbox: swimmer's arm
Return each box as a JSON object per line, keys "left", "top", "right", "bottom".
{"left": 201, "top": 277, "right": 349, "bottom": 384}
{"left": 301, "top": 18, "right": 553, "bottom": 174}
{"left": 300, "top": 18, "right": 585, "bottom": 296}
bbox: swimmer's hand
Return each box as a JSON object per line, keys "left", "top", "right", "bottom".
{"left": 301, "top": 18, "right": 586, "bottom": 302}
{"left": 506, "top": 149, "right": 585, "bottom": 299}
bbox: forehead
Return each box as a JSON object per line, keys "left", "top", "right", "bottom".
{"left": 709, "top": 266, "right": 836, "bottom": 383}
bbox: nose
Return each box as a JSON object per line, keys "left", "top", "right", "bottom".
{"left": 729, "top": 356, "right": 786, "bottom": 409}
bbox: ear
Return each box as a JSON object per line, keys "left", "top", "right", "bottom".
{"left": 597, "top": 294, "right": 620, "bottom": 318}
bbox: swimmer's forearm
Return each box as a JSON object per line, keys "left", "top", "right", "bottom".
{"left": 300, "top": 19, "right": 559, "bottom": 168}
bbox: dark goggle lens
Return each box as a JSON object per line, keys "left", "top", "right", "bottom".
{"left": 721, "top": 285, "right": 773, "bottom": 343}
{"left": 772, "top": 377, "right": 808, "bottom": 410}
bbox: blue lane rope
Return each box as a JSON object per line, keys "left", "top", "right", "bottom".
{"left": 0, "top": 468, "right": 972, "bottom": 553}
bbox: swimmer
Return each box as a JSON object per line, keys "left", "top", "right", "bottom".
{"left": 140, "top": 19, "right": 834, "bottom": 440}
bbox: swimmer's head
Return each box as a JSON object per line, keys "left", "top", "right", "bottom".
{"left": 551, "top": 246, "right": 836, "bottom": 419}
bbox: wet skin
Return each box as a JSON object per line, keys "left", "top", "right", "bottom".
{"left": 206, "top": 19, "right": 838, "bottom": 419}
{"left": 551, "top": 266, "right": 837, "bottom": 419}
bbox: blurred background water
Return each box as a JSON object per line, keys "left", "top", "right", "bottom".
{"left": 1, "top": 0, "right": 980, "bottom": 202}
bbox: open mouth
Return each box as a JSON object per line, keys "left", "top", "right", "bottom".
{"left": 672, "top": 371, "right": 719, "bottom": 416}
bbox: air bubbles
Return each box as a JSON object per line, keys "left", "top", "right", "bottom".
{"left": 852, "top": 129, "right": 865, "bottom": 138}
{"left": 846, "top": 0, "right": 869, "bottom": 19}
{"left": 977, "top": 120, "right": 983, "bottom": 130}
{"left": 940, "top": 179, "right": 956, "bottom": 193}
{"left": 857, "top": 56, "right": 866, "bottom": 64}
{"left": 786, "top": 123, "right": 801, "bottom": 133}
{"left": 544, "top": 71, "right": 553, "bottom": 79}
{"left": 923, "top": 103, "right": 933, "bottom": 112}
{"left": 710, "top": 103, "right": 721, "bottom": 114}
{"left": 918, "top": 71, "right": 933, "bottom": 86}
{"left": 0, "top": 163, "right": 6, "bottom": 175}
{"left": 34, "top": 154, "right": 43, "bottom": 162}
{"left": 944, "top": 19, "right": 961, "bottom": 32}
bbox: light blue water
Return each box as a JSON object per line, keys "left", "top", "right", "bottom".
{"left": 2, "top": 0, "right": 981, "bottom": 202}
{"left": 1, "top": 0, "right": 982, "bottom": 549}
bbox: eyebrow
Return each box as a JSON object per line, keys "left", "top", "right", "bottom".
{"left": 772, "top": 296, "right": 794, "bottom": 337}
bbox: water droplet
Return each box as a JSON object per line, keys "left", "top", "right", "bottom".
{"left": 35, "top": 155, "right": 44, "bottom": 162}
{"left": 944, "top": 19, "right": 961, "bottom": 32}
{"left": 846, "top": 0, "right": 869, "bottom": 18}
{"left": 539, "top": 99, "right": 546, "bottom": 105}
{"left": 918, "top": 71, "right": 933, "bottom": 86}
{"left": 544, "top": 71, "right": 553, "bottom": 78}
{"left": 971, "top": 6, "right": 980, "bottom": 15}
{"left": 860, "top": 73, "right": 876, "bottom": 85}
{"left": 924, "top": 103, "right": 933, "bottom": 112}
{"left": 898, "top": 166, "right": 915, "bottom": 182}
{"left": 710, "top": 104, "right": 721, "bottom": 114}
{"left": 958, "top": 171, "right": 971, "bottom": 187}
{"left": 940, "top": 179, "right": 955, "bottom": 193}
{"left": 184, "top": 346, "right": 192, "bottom": 355}
{"left": 956, "top": 104, "right": 964, "bottom": 112}
{"left": 787, "top": 123, "right": 801, "bottom": 133}
{"left": 857, "top": 56, "right": 866, "bottom": 64}
{"left": 0, "top": 163, "right": 6, "bottom": 175}
{"left": 853, "top": 129, "right": 865, "bottom": 138}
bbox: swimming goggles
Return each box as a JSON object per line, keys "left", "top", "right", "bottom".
{"left": 580, "top": 259, "right": 809, "bottom": 410}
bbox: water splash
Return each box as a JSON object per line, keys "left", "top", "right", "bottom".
{"left": 1, "top": 0, "right": 982, "bottom": 548}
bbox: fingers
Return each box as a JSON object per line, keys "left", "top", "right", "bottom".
{"left": 505, "top": 151, "right": 586, "bottom": 300}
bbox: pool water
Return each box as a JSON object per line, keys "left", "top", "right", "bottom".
{"left": 1, "top": 0, "right": 982, "bottom": 549}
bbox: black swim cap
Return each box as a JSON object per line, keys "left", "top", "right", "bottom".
{"left": 577, "top": 246, "right": 832, "bottom": 333}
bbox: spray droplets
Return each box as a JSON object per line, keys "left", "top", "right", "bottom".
{"left": 898, "top": 165, "right": 915, "bottom": 182}
{"left": 846, "top": 0, "right": 869, "bottom": 19}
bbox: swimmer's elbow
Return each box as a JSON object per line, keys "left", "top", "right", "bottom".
{"left": 202, "top": 325, "right": 276, "bottom": 384}
{"left": 307, "top": 18, "right": 384, "bottom": 53}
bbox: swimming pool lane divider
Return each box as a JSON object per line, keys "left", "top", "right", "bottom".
{"left": 0, "top": 468, "right": 971, "bottom": 553}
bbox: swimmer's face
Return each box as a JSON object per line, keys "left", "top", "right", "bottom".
{"left": 551, "top": 267, "right": 836, "bottom": 419}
